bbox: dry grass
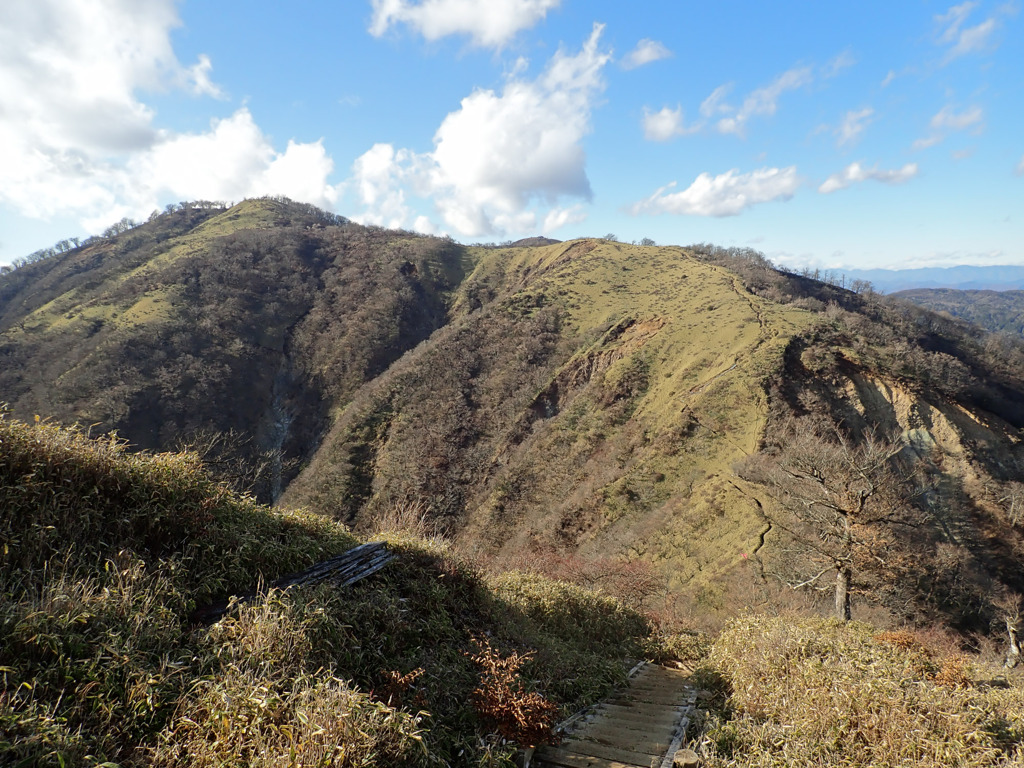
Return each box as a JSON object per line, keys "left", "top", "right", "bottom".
{"left": 152, "top": 592, "right": 425, "bottom": 767}
{"left": 1, "top": 415, "right": 671, "bottom": 766}
{"left": 696, "top": 615, "right": 1024, "bottom": 767}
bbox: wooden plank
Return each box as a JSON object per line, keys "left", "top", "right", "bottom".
{"left": 534, "top": 746, "right": 652, "bottom": 768}
{"left": 583, "top": 723, "right": 671, "bottom": 753}
{"left": 614, "top": 696, "right": 688, "bottom": 708}
{"left": 587, "top": 732, "right": 671, "bottom": 757}
{"left": 558, "top": 737, "right": 663, "bottom": 766}
{"left": 625, "top": 679, "right": 692, "bottom": 693}
{"left": 584, "top": 713, "right": 671, "bottom": 736}
{"left": 339, "top": 551, "right": 396, "bottom": 586}
{"left": 603, "top": 696, "right": 681, "bottom": 709}
{"left": 657, "top": 716, "right": 691, "bottom": 768}
{"left": 273, "top": 542, "right": 386, "bottom": 587}
{"left": 596, "top": 703, "right": 682, "bottom": 724}
{"left": 191, "top": 542, "right": 395, "bottom": 624}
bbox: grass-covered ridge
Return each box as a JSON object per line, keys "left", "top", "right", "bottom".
{"left": 283, "top": 238, "right": 814, "bottom": 620}
{"left": 0, "top": 415, "right": 668, "bottom": 766}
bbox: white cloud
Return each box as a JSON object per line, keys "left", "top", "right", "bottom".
{"left": 818, "top": 162, "right": 919, "bottom": 194}
{"left": 413, "top": 215, "right": 438, "bottom": 234}
{"left": 699, "top": 84, "right": 734, "bottom": 118}
{"left": 368, "top": 0, "right": 561, "bottom": 47}
{"left": 629, "top": 167, "right": 800, "bottom": 217}
{"left": 951, "top": 17, "right": 997, "bottom": 55}
{"left": 937, "top": 1, "right": 979, "bottom": 43}
{"left": 186, "top": 54, "right": 226, "bottom": 99}
{"left": 911, "top": 135, "right": 944, "bottom": 151}
{"left": 931, "top": 104, "right": 984, "bottom": 131}
{"left": 836, "top": 107, "right": 874, "bottom": 147}
{"left": 1016, "top": 155, "right": 1024, "bottom": 175}
{"left": 350, "top": 142, "right": 414, "bottom": 229}
{"left": 622, "top": 39, "right": 671, "bottom": 69}
{"left": 935, "top": 1, "right": 1005, "bottom": 59}
{"left": 881, "top": 70, "right": 897, "bottom": 88}
{"left": 351, "top": 23, "right": 610, "bottom": 237}
{"left": 103, "top": 110, "right": 336, "bottom": 229}
{"left": 642, "top": 106, "right": 697, "bottom": 141}
{"left": 0, "top": 0, "right": 336, "bottom": 232}
{"left": 913, "top": 104, "right": 984, "bottom": 149}
{"left": 542, "top": 204, "right": 587, "bottom": 233}
{"left": 714, "top": 66, "right": 813, "bottom": 136}
{"left": 822, "top": 50, "right": 856, "bottom": 78}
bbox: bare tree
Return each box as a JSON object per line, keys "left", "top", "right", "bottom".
{"left": 999, "top": 481, "right": 1024, "bottom": 527}
{"left": 740, "top": 417, "right": 922, "bottom": 620}
{"left": 993, "top": 589, "right": 1023, "bottom": 668}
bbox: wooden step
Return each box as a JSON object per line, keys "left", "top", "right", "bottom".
{"left": 535, "top": 663, "right": 696, "bottom": 768}
{"left": 534, "top": 746, "right": 651, "bottom": 768}
{"left": 556, "top": 737, "right": 663, "bottom": 765}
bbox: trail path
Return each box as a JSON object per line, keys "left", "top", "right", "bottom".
{"left": 532, "top": 663, "right": 698, "bottom": 768}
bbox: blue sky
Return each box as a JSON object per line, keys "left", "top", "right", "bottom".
{"left": 1, "top": 0, "right": 1021, "bottom": 269}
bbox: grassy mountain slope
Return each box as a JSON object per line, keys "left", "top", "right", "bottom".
{"left": 0, "top": 199, "right": 471, "bottom": 501}
{"left": 895, "top": 287, "right": 1024, "bottom": 337}
{"left": 284, "top": 241, "right": 1024, "bottom": 629}
{"left": 281, "top": 240, "right": 812, "bottom": 609}
{"left": 0, "top": 414, "right": 670, "bottom": 767}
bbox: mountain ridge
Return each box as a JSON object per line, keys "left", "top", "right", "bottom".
{"left": 3, "top": 199, "right": 1024, "bottom": 632}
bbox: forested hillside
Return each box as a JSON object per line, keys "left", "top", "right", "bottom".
{"left": 896, "top": 287, "right": 1024, "bottom": 337}
{"left": 4, "top": 199, "right": 1024, "bottom": 635}
{"left": 0, "top": 198, "right": 470, "bottom": 501}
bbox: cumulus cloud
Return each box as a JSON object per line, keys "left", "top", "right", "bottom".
{"left": 368, "top": 0, "right": 561, "bottom": 47}
{"left": 0, "top": 0, "right": 337, "bottom": 231}
{"left": 349, "top": 143, "right": 414, "bottom": 229}
{"left": 713, "top": 66, "right": 813, "bottom": 136}
{"left": 913, "top": 104, "right": 984, "bottom": 149}
{"left": 629, "top": 167, "right": 800, "bottom": 217}
{"left": 351, "top": 23, "right": 610, "bottom": 237}
{"left": 622, "top": 39, "right": 671, "bottom": 69}
{"left": 542, "top": 204, "right": 587, "bottom": 233}
{"left": 818, "top": 162, "right": 919, "bottom": 194}
{"left": 935, "top": 1, "right": 1006, "bottom": 59}
{"left": 642, "top": 106, "right": 697, "bottom": 141}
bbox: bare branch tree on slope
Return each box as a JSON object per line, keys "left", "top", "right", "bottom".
{"left": 740, "top": 416, "right": 923, "bottom": 621}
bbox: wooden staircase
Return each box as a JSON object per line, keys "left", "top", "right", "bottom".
{"left": 531, "top": 663, "right": 698, "bottom": 768}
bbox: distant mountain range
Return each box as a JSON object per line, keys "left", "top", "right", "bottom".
{"left": 839, "top": 265, "right": 1024, "bottom": 293}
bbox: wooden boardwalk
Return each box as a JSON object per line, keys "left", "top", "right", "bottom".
{"left": 532, "top": 663, "right": 698, "bottom": 768}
